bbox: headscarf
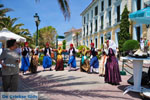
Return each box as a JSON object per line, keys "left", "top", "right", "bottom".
{"left": 108, "top": 40, "right": 117, "bottom": 54}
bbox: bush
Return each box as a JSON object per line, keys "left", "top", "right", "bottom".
{"left": 77, "top": 45, "right": 89, "bottom": 50}
{"left": 38, "top": 54, "right": 44, "bottom": 65}
{"left": 76, "top": 45, "right": 90, "bottom": 58}
{"left": 38, "top": 54, "right": 56, "bottom": 65}
{"left": 123, "top": 40, "right": 139, "bottom": 51}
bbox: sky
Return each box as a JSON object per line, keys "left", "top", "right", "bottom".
{"left": 0, "top": 0, "right": 91, "bottom": 36}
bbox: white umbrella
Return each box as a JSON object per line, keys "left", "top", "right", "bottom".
{"left": 0, "top": 28, "right": 26, "bottom": 42}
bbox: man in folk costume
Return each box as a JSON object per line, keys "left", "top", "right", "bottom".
{"left": 42, "top": 42, "right": 52, "bottom": 71}
{"left": 67, "top": 44, "right": 78, "bottom": 71}
{"left": 21, "top": 42, "right": 30, "bottom": 75}
{"left": 89, "top": 43, "right": 100, "bottom": 74}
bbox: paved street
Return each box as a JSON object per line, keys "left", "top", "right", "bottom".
{"left": 0, "top": 59, "right": 150, "bottom": 100}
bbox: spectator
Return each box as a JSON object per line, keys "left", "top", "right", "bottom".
{"left": 144, "top": 37, "right": 148, "bottom": 52}
{"left": 0, "top": 39, "right": 20, "bottom": 92}
{"left": 140, "top": 37, "right": 144, "bottom": 51}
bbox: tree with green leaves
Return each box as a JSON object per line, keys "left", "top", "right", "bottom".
{"left": 62, "top": 40, "right": 66, "bottom": 49}
{"left": 0, "top": 16, "right": 31, "bottom": 38}
{"left": 33, "top": 26, "right": 57, "bottom": 48}
{"left": 118, "top": 5, "right": 131, "bottom": 52}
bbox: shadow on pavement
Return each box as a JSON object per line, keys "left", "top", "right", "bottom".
{"left": 118, "top": 85, "right": 142, "bottom": 99}
{"left": 19, "top": 74, "right": 135, "bottom": 100}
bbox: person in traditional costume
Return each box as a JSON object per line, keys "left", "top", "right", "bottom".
{"left": 80, "top": 47, "right": 90, "bottom": 72}
{"left": 21, "top": 42, "right": 30, "bottom": 75}
{"left": 42, "top": 42, "right": 52, "bottom": 71}
{"left": 29, "top": 46, "right": 39, "bottom": 73}
{"left": 67, "top": 44, "right": 78, "bottom": 71}
{"left": 99, "top": 51, "right": 107, "bottom": 77}
{"left": 53, "top": 46, "right": 65, "bottom": 71}
{"left": 105, "top": 40, "right": 121, "bottom": 85}
{"left": 88, "top": 43, "right": 100, "bottom": 74}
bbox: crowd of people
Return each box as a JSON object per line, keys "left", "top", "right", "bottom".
{"left": 1, "top": 37, "right": 150, "bottom": 92}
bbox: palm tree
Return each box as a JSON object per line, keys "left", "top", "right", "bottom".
{"left": 36, "top": 0, "right": 70, "bottom": 20}
{"left": 0, "top": 4, "right": 12, "bottom": 17}
{"left": 0, "top": 16, "right": 31, "bottom": 38}
{"left": 75, "top": 32, "right": 80, "bottom": 47}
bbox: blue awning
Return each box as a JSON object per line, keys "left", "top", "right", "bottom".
{"left": 129, "top": 7, "right": 150, "bottom": 24}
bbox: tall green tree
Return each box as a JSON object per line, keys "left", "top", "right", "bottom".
{"left": 36, "top": 0, "right": 70, "bottom": 20}
{"left": 33, "top": 26, "right": 57, "bottom": 48}
{"left": 118, "top": 5, "right": 131, "bottom": 52}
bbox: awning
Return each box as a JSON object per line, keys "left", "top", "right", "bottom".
{"left": 129, "top": 7, "right": 150, "bottom": 24}
{"left": 0, "top": 28, "right": 26, "bottom": 42}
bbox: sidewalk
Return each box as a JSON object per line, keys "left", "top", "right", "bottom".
{"left": 0, "top": 58, "right": 149, "bottom": 100}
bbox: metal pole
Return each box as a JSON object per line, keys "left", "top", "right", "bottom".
{"left": 36, "top": 23, "right": 38, "bottom": 46}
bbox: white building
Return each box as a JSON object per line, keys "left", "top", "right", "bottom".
{"left": 64, "top": 28, "right": 82, "bottom": 48}
{"left": 81, "top": 0, "right": 148, "bottom": 48}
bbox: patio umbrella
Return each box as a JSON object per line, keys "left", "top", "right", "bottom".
{"left": 0, "top": 28, "right": 26, "bottom": 42}
{"left": 129, "top": 7, "right": 150, "bottom": 24}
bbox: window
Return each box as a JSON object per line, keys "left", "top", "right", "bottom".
{"left": 91, "top": 10, "right": 93, "bottom": 18}
{"left": 87, "top": 41, "right": 88, "bottom": 46}
{"left": 95, "top": 38, "right": 97, "bottom": 48}
{"left": 83, "top": 27, "right": 85, "bottom": 36}
{"left": 95, "top": 6, "right": 98, "bottom": 16}
{"left": 136, "top": 26, "right": 141, "bottom": 42}
{"left": 83, "top": 41, "right": 85, "bottom": 45}
{"left": 109, "top": 11, "right": 111, "bottom": 26}
{"left": 101, "top": 36, "right": 103, "bottom": 45}
{"left": 108, "top": 0, "right": 111, "bottom": 7}
{"left": 106, "top": 32, "right": 111, "bottom": 40}
{"left": 117, "top": 5, "right": 120, "bottom": 22}
{"left": 95, "top": 19, "right": 98, "bottom": 32}
{"left": 101, "top": 16, "right": 104, "bottom": 29}
{"left": 87, "top": 25, "right": 88, "bottom": 35}
{"left": 91, "top": 22, "right": 93, "bottom": 34}
{"left": 101, "top": 1, "right": 104, "bottom": 11}
{"left": 87, "top": 13, "right": 89, "bottom": 22}
{"left": 137, "top": 0, "right": 141, "bottom": 10}
{"left": 84, "top": 17, "right": 86, "bottom": 24}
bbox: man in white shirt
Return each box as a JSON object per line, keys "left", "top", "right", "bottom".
{"left": 67, "top": 44, "right": 78, "bottom": 71}
{"left": 42, "top": 42, "right": 53, "bottom": 71}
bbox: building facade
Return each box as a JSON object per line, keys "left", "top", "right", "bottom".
{"left": 81, "top": 0, "right": 148, "bottom": 49}
{"left": 64, "top": 28, "right": 82, "bottom": 48}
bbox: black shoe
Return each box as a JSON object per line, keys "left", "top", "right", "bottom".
{"left": 50, "top": 68, "right": 53, "bottom": 71}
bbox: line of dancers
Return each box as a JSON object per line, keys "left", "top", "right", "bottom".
{"left": 20, "top": 40, "right": 121, "bottom": 85}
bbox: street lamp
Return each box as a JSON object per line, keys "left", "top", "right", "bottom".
{"left": 34, "top": 13, "right": 40, "bottom": 46}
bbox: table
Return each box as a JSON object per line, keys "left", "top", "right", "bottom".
{"left": 121, "top": 56, "right": 150, "bottom": 95}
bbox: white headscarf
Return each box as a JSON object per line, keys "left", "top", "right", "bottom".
{"left": 108, "top": 40, "right": 117, "bottom": 54}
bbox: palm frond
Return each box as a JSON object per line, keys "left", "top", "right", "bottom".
{"left": 58, "top": 0, "right": 70, "bottom": 20}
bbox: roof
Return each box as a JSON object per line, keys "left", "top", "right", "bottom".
{"left": 64, "top": 28, "right": 82, "bottom": 34}
{"left": 80, "top": 0, "right": 97, "bottom": 16}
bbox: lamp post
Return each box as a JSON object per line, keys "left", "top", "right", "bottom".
{"left": 34, "top": 13, "right": 40, "bottom": 46}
